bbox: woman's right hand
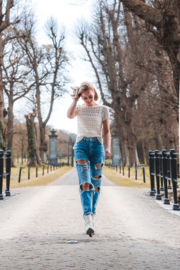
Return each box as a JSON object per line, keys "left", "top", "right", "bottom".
{"left": 75, "top": 87, "right": 80, "bottom": 100}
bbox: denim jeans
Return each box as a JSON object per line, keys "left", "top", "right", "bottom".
{"left": 74, "top": 137, "right": 105, "bottom": 215}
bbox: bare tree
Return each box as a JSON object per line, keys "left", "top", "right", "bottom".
{"left": 120, "top": 0, "right": 180, "bottom": 101}
{"left": 3, "top": 36, "right": 35, "bottom": 161}
{"left": 0, "top": 0, "right": 32, "bottom": 135}
{"left": 19, "top": 17, "right": 70, "bottom": 163}
{"left": 76, "top": 2, "right": 148, "bottom": 166}
{"left": 25, "top": 109, "right": 41, "bottom": 166}
{"left": 75, "top": 0, "right": 178, "bottom": 166}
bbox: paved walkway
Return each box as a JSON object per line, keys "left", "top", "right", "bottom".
{"left": 0, "top": 168, "right": 180, "bottom": 269}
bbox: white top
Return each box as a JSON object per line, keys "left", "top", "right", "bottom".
{"left": 73, "top": 104, "right": 109, "bottom": 149}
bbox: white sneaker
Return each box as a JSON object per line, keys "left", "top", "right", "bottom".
{"left": 83, "top": 214, "right": 95, "bottom": 236}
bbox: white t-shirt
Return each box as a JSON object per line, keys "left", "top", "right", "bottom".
{"left": 73, "top": 104, "right": 109, "bottom": 149}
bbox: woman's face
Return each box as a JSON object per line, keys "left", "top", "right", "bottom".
{"left": 81, "top": 89, "right": 95, "bottom": 105}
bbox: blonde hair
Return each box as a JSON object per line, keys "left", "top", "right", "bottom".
{"left": 70, "top": 81, "right": 99, "bottom": 101}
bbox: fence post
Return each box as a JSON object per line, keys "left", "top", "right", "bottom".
{"left": 28, "top": 166, "right": 30, "bottom": 180}
{"left": 176, "top": 161, "right": 179, "bottom": 188}
{"left": 159, "top": 155, "right": 164, "bottom": 191}
{"left": 123, "top": 165, "right": 124, "bottom": 176}
{"left": 128, "top": 166, "right": 130, "bottom": 178}
{"left": 149, "top": 151, "right": 155, "bottom": 196}
{"left": 43, "top": 165, "right": 44, "bottom": 175}
{"left": 167, "top": 158, "right": 172, "bottom": 189}
{"left": 162, "top": 149, "right": 170, "bottom": 204}
{"left": 135, "top": 167, "right": 137, "bottom": 180}
{"left": 18, "top": 167, "right": 22, "bottom": 183}
{"left": 143, "top": 167, "right": 145, "bottom": 183}
{"left": 155, "top": 150, "right": 161, "bottom": 200}
{"left": 170, "top": 149, "right": 180, "bottom": 210}
{"left": 36, "top": 166, "right": 38, "bottom": 177}
{"left": 0, "top": 150, "right": 4, "bottom": 200}
{"left": 5, "top": 150, "right": 11, "bottom": 196}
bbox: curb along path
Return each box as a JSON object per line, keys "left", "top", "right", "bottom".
{"left": 0, "top": 168, "right": 180, "bottom": 269}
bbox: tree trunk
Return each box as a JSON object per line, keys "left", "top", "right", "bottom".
{"left": 34, "top": 123, "right": 42, "bottom": 165}
{"left": 0, "top": 34, "right": 4, "bottom": 120}
{"left": 135, "top": 146, "right": 140, "bottom": 166}
{"left": 141, "top": 139, "right": 146, "bottom": 164}
{"left": 21, "top": 138, "right": 24, "bottom": 165}
{"left": 153, "top": 123, "right": 163, "bottom": 150}
{"left": 124, "top": 143, "right": 130, "bottom": 167}
{"left": 114, "top": 110, "right": 128, "bottom": 166}
{"left": 7, "top": 88, "right": 14, "bottom": 166}
{"left": 39, "top": 122, "right": 47, "bottom": 164}
{"left": 173, "top": 121, "right": 179, "bottom": 152}
{"left": 144, "top": 138, "right": 150, "bottom": 165}
{"left": 125, "top": 121, "right": 137, "bottom": 166}
{"left": 137, "top": 139, "right": 145, "bottom": 164}
{"left": 0, "top": 34, "right": 6, "bottom": 150}
{"left": 25, "top": 111, "right": 38, "bottom": 167}
{"left": 35, "top": 84, "right": 47, "bottom": 164}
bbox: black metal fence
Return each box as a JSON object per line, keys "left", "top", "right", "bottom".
{"left": 18, "top": 162, "right": 69, "bottom": 183}
{"left": 0, "top": 150, "right": 71, "bottom": 200}
{"left": 149, "top": 149, "right": 180, "bottom": 210}
{"left": 105, "top": 163, "right": 147, "bottom": 183}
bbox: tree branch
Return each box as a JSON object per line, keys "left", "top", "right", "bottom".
{"left": 121, "top": 0, "right": 163, "bottom": 28}
{"left": 0, "top": 0, "right": 14, "bottom": 32}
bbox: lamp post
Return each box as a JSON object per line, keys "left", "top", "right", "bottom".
{"left": 48, "top": 129, "right": 58, "bottom": 165}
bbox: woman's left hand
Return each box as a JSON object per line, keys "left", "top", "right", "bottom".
{"left": 105, "top": 148, "right": 111, "bottom": 160}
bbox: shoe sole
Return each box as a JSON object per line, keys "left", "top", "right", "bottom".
{"left": 86, "top": 227, "right": 95, "bottom": 235}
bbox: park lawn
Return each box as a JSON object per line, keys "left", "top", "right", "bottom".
{"left": 3, "top": 165, "right": 72, "bottom": 189}
{"left": 103, "top": 166, "right": 150, "bottom": 188}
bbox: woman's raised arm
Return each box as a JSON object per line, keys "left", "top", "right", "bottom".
{"left": 67, "top": 87, "right": 80, "bottom": 119}
{"left": 67, "top": 99, "right": 78, "bottom": 119}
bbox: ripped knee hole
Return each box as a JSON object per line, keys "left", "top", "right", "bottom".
{"left": 80, "top": 183, "right": 92, "bottom": 191}
{"left": 93, "top": 175, "right": 101, "bottom": 179}
{"left": 95, "top": 163, "right": 103, "bottom": 169}
{"left": 76, "top": 160, "right": 88, "bottom": 165}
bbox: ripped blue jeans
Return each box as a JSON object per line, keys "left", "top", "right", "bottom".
{"left": 74, "top": 137, "right": 105, "bottom": 215}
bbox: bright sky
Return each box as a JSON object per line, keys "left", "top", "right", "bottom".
{"left": 13, "top": 0, "right": 103, "bottom": 135}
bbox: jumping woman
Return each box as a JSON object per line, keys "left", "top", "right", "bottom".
{"left": 67, "top": 81, "right": 111, "bottom": 237}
